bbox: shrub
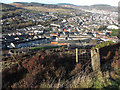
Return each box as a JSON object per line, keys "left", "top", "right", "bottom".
{"left": 92, "top": 41, "right": 114, "bottom": 49}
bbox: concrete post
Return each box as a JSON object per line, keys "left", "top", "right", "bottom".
{"left": 76, "top": 48, "right": 78, "bottom": 63}
{"left": 91, "top": 48, "right": 101, "bottom": 76}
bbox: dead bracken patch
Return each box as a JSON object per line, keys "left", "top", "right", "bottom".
{"left": 2, "top": 43, "right": 120, "bottom": 88}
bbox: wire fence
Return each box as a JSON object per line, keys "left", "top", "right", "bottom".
{"left": 57, "top": 49, "right": 98, "bottom": 88}
{"left": 59, "top": 62, "right": 92, "bottom": 88}
{"left": 58, "top": 47, "right": 120, "bottom": 88}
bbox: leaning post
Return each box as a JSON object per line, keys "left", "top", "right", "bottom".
{"left": 76, "top": 48, "right": 78, "bottom": 63}
{"left": 91, "top": 48, "right": 102, "bottom": 80}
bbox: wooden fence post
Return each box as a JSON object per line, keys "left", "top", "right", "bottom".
{"left": 76, "top": 48, "right": 78, "bottom": 63}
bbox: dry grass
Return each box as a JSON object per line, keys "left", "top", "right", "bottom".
{"left": 68, "top": 72, "right": 94, "bottom": 88}
{"left": 23, "top": 6, "right": 72, "bottom": 13}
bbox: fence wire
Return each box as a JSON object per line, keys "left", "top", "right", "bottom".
{"left": 58, "top": 49, "right": 100, "bottom": 88}
{"left": 58, "top": 62, "right": 92, "bottom": 88}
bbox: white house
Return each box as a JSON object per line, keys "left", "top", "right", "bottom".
{"left": 107, "top": 25, "right": 119, "bottom": 29}
{"left": 7, "top": 43, "right": 15, "bottom": 48}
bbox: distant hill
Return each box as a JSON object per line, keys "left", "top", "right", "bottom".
{"left": 9, "top": 2, "right": 76, "bottom": 13}
{"left": 91, "top": 4, "right": 111, "bottom": 7}
{"left": 79, "top": 4, "right": 117, "bottom": 12}
{"left": 90, "top": 4, "right": 112, "bottom": 9}
{"left": 57, "top": 3, "right": 76, "bottom": 6}
{"left": 1, "top": 3, "right": 33, "bottom": 33}
{"left": 10, "top": 3, "right": 23, "bottom": 8}
{"left": 2, "top": 3, "right": 22, "bottom": 12}
{"left": 57, "top": 3, "right": 117, "bottom": 12}
{"left": 57, "top": 3, "right": 78, "bottom": 9}
{"left": 12, "top": 2, "right": 62, "bottom": 8}
{"left": 90, "top": 4, "right": 117, "bottom": 12}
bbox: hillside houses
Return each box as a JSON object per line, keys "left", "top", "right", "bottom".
{"left": 2, "top": 5, "right": 119, "bottom": 49}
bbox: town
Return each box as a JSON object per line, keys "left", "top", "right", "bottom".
{"left": 1, "top": 3, "right": 119, "bottom": 50}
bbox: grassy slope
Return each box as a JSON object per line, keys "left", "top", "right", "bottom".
{"left": 23, "top": 6, "right": 72, "bottom": 13}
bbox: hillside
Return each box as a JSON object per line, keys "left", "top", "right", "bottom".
{"left": 1, "top": 3, "right": 28, "bottom": 19}
{"left": 1, "top": 2, "right": 78, "bottom": 33}
{"left": 2, "top": 42, "right": 120, "bottom": 88}
{"left": 9, "top": 3, "right": 23, "bottom": 8}
{"left": 2, "top": 3, "right": 22, "bottom": 12}
{"left": 11, "top": 2, "right": 74, "bottom": 9}
{"left": 91, "top": 4, "right": 111, "bottom": 7}
{"left": 57, "top": 3, "right": 79, "bottom": 9}
{"left": 8, "top": 2, "right": 77, "bottom": 15}
{"left": 57, "top": 3, "right": 118, "bottom": 12}
{"left": 57, "top": 3, "right": 77, "bottom": 6}
{"left": 90, "top": 4, "right": 117, "bottom": 11}
{"left": 12, "top": 2, "right": 59, "bottom": 8}
{"left": 1, "top": 3, "right": 41, "bottom": 33}
{"left": 79, "top": 4, "right": 117, "bottom": 12}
